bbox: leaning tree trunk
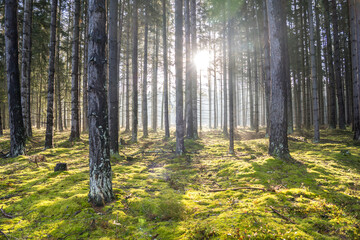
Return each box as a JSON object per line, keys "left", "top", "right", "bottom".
{"left": 108, "top": 0, "right": 119, "bottom": 152}
{"left": 5, "top": 0, "right": 26, "bottom": 156}
{"left": 267, "top": 0, "right": 290, "bottom": 159}
{"left": 142, "top": 6, "right": 149, "bottom": 138}
{"left": 162, "top": 0, "right": 170, "bottom": 138}
{"left": 331, "top": 0, "right": 346, "bottom": 129}
{"left": 45, "top": 0, "right": 58, "bottom": 149}
{"left": 309, "top": 0, "right": 320, "bottom": 142}
{"left": 69, "top": 0, "right": 81, "bottom": 141}
{"left": 21, "top": 0, "right": 33, "bottom": 138}
{"left": 175, "top": 0, "right": 185, "bottom": 155}
{"left": 88, "top": 0, "right": 114, "bottom": 207}
{"left": 131, "top": 0, "right": 138, "bottom": 142}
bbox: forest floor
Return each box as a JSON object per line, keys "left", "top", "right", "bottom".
{"left": 0, "top": 128, "right": 360, "bottom": 239}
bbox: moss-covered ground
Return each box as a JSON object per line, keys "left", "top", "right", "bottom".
{"left": 0, "top": 128, "right": 360, "bottom": 239}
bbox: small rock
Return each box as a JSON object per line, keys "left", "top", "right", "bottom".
{"left": 54, "top": 163, "right": 67, "bottom": 172}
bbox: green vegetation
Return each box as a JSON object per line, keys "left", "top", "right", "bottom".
{"left": 1, "top": 129, "right": 360, "bottom": 239}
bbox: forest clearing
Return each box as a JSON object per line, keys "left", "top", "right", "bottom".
{"left": 1, "top": 128, "right": 360, "bottom": 239}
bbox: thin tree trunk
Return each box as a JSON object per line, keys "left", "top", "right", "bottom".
{"left": 45, "top": 0, "right": 58, "bottom": 149}
{"left": 228, "top": 16, "right": 235, "bottom": 154}
{"left": 153, "top": 26, "right": 159, "bottom": 132}
{"left": 163, "top": 0, "right": 170, "bottom": 138}
{"left": 142, "top": 6, "right": 149, "bottom": 137}
{"left": 88, "top": 0, "right": 114, "bottom": 207}
{"left": 125, "top": 14, "right": 130, "bottom": 133}
{"left": 82, "top": 0, "right": 88, "bottom": 132}
{"left": 56, "top": 0, "right": 63, "bottom": 132}
{"left": 267, "top": 0, "right": 290, "bottom": 159}
{"left": 185, "top": 0, "right": 193, "bottom": 138}
{"left": 223, "top": 9, "right": 228, "bottom": 136}
{"left": 263, "top": 2, "right": 271, "bottom": 135}
{"left": 191, "top": 0, "right": 198, "bottom": 138}
{"left": 21, "top": 0, "right": 33, "bottom": 138}
{"left": 331, "top": 0, "right": 346, "bottom": 129}
{"left": 309, "top": 0, "right": 320, "bottom": 142}
{"left": 131, "top": 0, "right": 138, "bottom": 142}
{"left": 175, "top": 0, "right": 185, "bottom": 154}
{"left": 5, "top": 0, "right": 26, "bottom": 156}
{"left": 322, "top": 0, "right": 337, "bottom": 129}
{"left": 109, "top": 0, "right": 119, "bottom": 152}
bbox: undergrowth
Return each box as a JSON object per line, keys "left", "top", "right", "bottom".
{"left": 0, "top": 128, "right": 359, "bottom": 239}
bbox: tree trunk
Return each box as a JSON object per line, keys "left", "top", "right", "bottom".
{"left": 125, "top": 14, "right": 130, "bottom": 133}
{"left": 45, "top": 0, "right": 58, "bottom": 149}
{"left": 162, "top": 0, "right": 170, "bottom": 138}
{"left": 315, "top": 0, "right": 324, "bottom": 125}
{"left": 153, "top": 25, "right": 159, "bottom": 132}
{"left": 175, "top": 0, "right": 185, "bottom": 155}
{"left": 331, "top": 0, "right": 346, "bottom": 129}
{"left": 263, "top": 3, "right": 271, "bottom": 135}
{"left": 228, "top": 16, "right": 235, "bottom": 154}
{"left": 190, "top": 0, "right": 198, "bottom": 138}
{"left": 88, "top": 0, "right": 114, "bottom": 207}
{"left": 223, "top": 9, "right": 228, "bottom": 136}
{"left": 267, "top": 0, "right": 290, "bottom": 159}
{"left": 309, "top": 0, "right": 320, "bottom": 142}
{"left": 21, "top": 0, "right": 33, "bottom": 138}
{"left": 69, "top": 0, "right": 80, "bottom": 141}
{"left": 142, "top": 6, "right": 149, "bottom": 138}
{"left": 56, "top": 0, "right": 63, "bottom": 132}
{"left": 108, "top": 0, "right": 119, "bottom": 152}
{"left": 322, "top": 0, "right": 337, "bottom": 129}
{"left": 82, "top": 0, "right": 88, "bottom": 132}
{"left": 185, "top": 0, "right": 194, "bottom": 138}
{"left": 5, "top": 0, "right": 26, "bottom": 156}
{"left": 131, "top": 0, "right": 138, "bottom": 142}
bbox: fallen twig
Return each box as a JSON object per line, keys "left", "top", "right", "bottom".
{"left": 0, "top": 229, "right": 9, "bottom": 240}
{"left": 208, "top": 187, "right": 273, "bottom": 192}
{"left": 269, "top": 206, "right": 295, "bottom": 224}
{"left": 0, "top": 207, "right": 14, "bottom": 219}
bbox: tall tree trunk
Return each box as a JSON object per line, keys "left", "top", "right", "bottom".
{"left": 0, "top": 105, "right": 2, "bottom": 136}
{"left": 109, "top": 0, "right": 119, "bottom": 152}
{"left": 131, "top": 0, "right": 138, "bottom": 142}
{"left": 162, "top": 0, "right": 170, "bottom": 138}
{"left": 331, "top": 0, "right": 346, "bottom": 129}
{"left": 315, "top": 0, "right": 324, "bottom": 125}
{"left": 45, "top": 0, "right": 58, "bottom": 149}
{"left": 5, "top": 0, "right": 26, "bottom": 156}
{"left": 88, "top": 0, "right": 114, "bottom": 207}
{"left": 175, "top": 0, "right": 185, "bottom": 155}
{"left": 246, "top": 25, "right": 254, "bottom": 130}
{"left": 82, "top": 0, "right": 88, "bottom": 132}
{"left": 21, "top": 0, "right": 33, "bottom": 138}
{"left": 190, "top": 0, "right": 198, "bottom": 138}
{"left": 253, "top": 18, "right": 259, "bottom": 133}
{"left": 153, "top": 26, "right": 159, "bottom": 132}
{"left": 263, "top": 3, "right": 271, "bottom": 135}
{"left": 322, "top": 0, "right": 337, "bottom": 129}
{"left": 57, "top": 0, "right": 63, "bottom": 132}
{"left": 267, "top": 0, "right": 290, "bottom": 159}
{"left": 228, "top": 17, "right": 235, "bottom": 154}
{"left": 185, "top": 0, "right": 194, "bottom": 138}
{"left": 350, "top": 0, "right": 360, "bottom": 140}
{"left": 142, "top": 6, "right": 149, "bottom": 138}
{"left": 69, "top": 0, "right": 80, "bottom": 141}
{"left": 214, "top": 38, "right": 218, "bottom": 129}
{"left": 125, "top": 14, "right": 130, "bottom": 132}
{"left": 309, "top": 0, "right": 320, "bottom": 142}
{"left": 222, "top": 10, "right": 228, "bottom": 136}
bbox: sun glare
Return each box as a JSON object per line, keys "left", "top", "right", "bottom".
{"left": 194, "top": 50, "right": 210, "bottom": 71}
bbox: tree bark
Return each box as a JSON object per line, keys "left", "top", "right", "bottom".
{"left": 5, "top": 0, "right": 26, "bottom": 156}
{"left": 267, "top": 0, "right": 290, "bottom": 159}
{"left": 175, "top": 0, "right": 185, "bottom": 155}
{"left": 322, "top": 0, "right": 337, "bottom": 129}
{"left": 88, "top": 0, "right": 114, "bottom": 207}
{"left": 108, "top": 0, "right": 119, "bottom": 152}
{"left": 190, "top": 0, "right": 198, "bottom": 138}
{"left": 162, "top": 0, "right": 170, "bottom": 138}
{"left": 131, "top": 0, "right": 138, "bottom": 142}
{"left": 21, "top": 0, "right": 33, "bottom": 138}
{"left": 228, "top": 17, "right": 235, "bottom": 154}
{"left": 308, "top": 0, "right": 320, "bottom": 142}
{"left": 153, "top": 25, "right": 159, "bottom": 132}
{"left": 82, "top": 0, "right": 89, "bottom": 132}
{"left": 142, "top": 6, "right": 149, "bottom": 138}
{"left": 69, "top": 0, "right": 81, "bottom": 141}
{"left": 331, "top": 0, "right": 346, "bottom": 129}
{"left": 56, "top": 0, "right": 63, "bottom": 132}
{"left": 263, "top": 2, "right": 271, "bottom": 135}
{"left": 222, "top": 9, "right": 228, "bottom": 136}
{"left": 45, "top": 0, "right": 58, "bottom": 149}
{"left": 125, "top": 14, "right": 130, "bottom": 132}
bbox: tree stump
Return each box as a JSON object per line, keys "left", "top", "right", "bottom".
{"left": 54, "top": 163, "right": 67, "bottom": 172}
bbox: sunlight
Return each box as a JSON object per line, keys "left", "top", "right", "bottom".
{"left": 194, "top": 50, "right": 210, "bottom": 71}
